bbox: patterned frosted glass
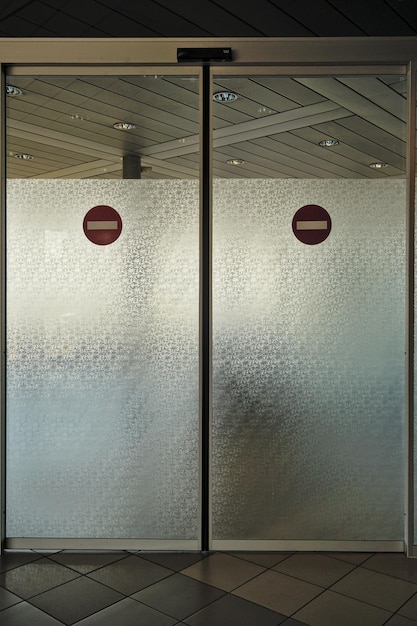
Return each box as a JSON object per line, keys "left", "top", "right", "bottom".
{"left": 6, "top": 179, "right": 199, "bottom": 539}
{"left": 212, "top": 179, "right": 405, "bottom": 541}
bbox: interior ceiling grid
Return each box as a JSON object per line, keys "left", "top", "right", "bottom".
{"left": 4, "top": 71, "right": 408, "bottom": 180}
{"left": 0, "top": 0, "right": 413, "bottom": 179}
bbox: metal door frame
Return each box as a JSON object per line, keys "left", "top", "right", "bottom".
{"left": 0, "top": 37, "right": 415, "bottom": 555}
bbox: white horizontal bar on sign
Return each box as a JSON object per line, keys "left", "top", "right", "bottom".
{"left": 296, "top": 220, "right": 328, "bottom": 230}
{"left": 87, "top": 220, "right": 118, "bottom": 230}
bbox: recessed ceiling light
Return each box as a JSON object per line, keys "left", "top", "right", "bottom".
{"left": 319, "top": 139, "right": 340, "bottom": 147}
{"left": 68, "top": 113, "right": 88, "bottom": 121}
{"left": 213, "top": 91, "right": 238, "bottom": 103}
{"left": 257, "top": 107, "right": 275, "bottom": 114}
{"left": 370, "top": 162, "right": 388, "bottom": 169}
{"left": 14, "top": 153, "right": 33, "bottom": 160}
{"left": 227, "top": 158, "right": 245, "bottom": 165}
{"left": 113, "top": 122, "right": 136, "bottom": 130}
{"left": 6, "top": 85, "right": 22, "bottom": 97}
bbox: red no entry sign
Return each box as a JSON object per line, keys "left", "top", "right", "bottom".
{"left": 292, "top": 204, "right": 331, "bottom": 245}
{"left": 83, "top": 205, "right": 122, "bottom": 245}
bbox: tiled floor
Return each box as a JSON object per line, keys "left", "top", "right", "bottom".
{"left": 0, "top": 550, "right": 417, "bottom": 625}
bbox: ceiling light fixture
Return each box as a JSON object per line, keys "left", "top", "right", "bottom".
{"left": 370, "top": 162, "right": 388, "bottom": 169}
{"left": 6, "top": 85, "right": 22, "bottom": 97}
{"left": 113, "top": 122, "right": 136, "bottom": 130}
{"left": 227, "top": 158, "right": 245, "bottom": 165}
{"left": 14, "top": 153, "right": 33, "bottom": 160}
{"left": 319, "top": 139, "right": 340, "bottom": 147}
{"left": 68, "top": 113, "right": 88, "bottom": 121}
{"left": 213, "top": 91, "right": 238, "bottom": 103}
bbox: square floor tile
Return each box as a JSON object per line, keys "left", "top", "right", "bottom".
{"left": 293, "top": 590, "right": 391, "bottom": 626}
{"left": 273, "top": 553, "right": 355, "bottom": 587}
{"left": 330, "top": 566, "right": 417, "bottom": 612}
{"left": 0, "top": 551, "right": 41, "bottom": 574}
{"left": 0, "top": 558, "right": 80, "bottom": 599}
{"left": 0, "top": 600, "right": 63, "bottom": 625}
{"left": 132, "top": 572, "right": 225, "bottom": 620}
{"left": 75, "top": 597, "right": 176, "bottom": 626}
{"left": 384, "top": 616, "right": 417, "bottom": 626}
{"left": 232, "top": 569, "right": 322, "bottom": 615}
{"left": 139, "top": 552, "right": 209, "bottom": 572}
{"left": 28, "top": 574, "right": 124, "bottom": 625}
{"left": 364, "top": 553, "right": 417, "bottom": 584}
{"left": 87, "top": 554, "right": 173, "bottom": 595}
{"left": 398, "top": 591, "right": 417, "bottom": 619}
{"left": 322, "top": 552, "right": 374, "bottom": 565}
{"left": 181, "top": 553, "right": 265, "bottom": 591}
{"left": 48, "top": 551, "right": 128, "bottom": 573}
{"left": 0, "top": 586, "right": 22, "bottom": 610}
{"left": 228, "top": 552, "right": 294, "bottom": 568}
{"left": 184, "top": 593, "right": 287, "bottom": 626}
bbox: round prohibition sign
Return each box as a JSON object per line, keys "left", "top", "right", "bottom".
{"left": 292, "top": 204, "right": 332, "bottom": 245}
{"left": 83, "top": 205, "right": 122, "bottom": 245}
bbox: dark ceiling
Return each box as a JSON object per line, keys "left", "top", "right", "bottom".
{"left": 0, "top": 0, "right": 416, "bottom": 38}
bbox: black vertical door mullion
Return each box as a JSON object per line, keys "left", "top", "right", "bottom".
{"left": 201, "top": 64, "right": 211, "bottom": 552}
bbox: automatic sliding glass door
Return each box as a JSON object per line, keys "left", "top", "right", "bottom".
{"left": 5, "top": 70, "right": 201, "bottom": 548}
{"left": 4, "top": 62, "right": 410, "bottom": 552}
{"left": 211, "top": 71, "right": 407, "bottom": 549}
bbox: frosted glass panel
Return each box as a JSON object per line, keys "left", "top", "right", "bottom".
{"left": 7, "top": 179, "right": 199, "bottom": 538}
{"left": 212, "top": 179, "right": 405, "bottom": 541}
